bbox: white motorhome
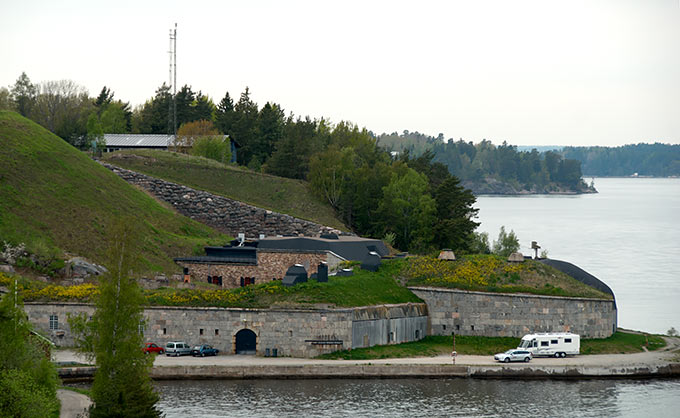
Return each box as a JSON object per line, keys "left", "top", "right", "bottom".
{"left": 518, "top": 333, "right": 580, "bottom": 357}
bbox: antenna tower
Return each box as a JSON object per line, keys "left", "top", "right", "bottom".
{"left": 168, "top": 23, "right": 177, "bottom": 135}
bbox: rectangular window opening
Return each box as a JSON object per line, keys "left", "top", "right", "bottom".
{"left": 49, "top": 314, "right": 58, "bottom": 330}
{"left": 565, "top": 338, "right": 572, "bottom": 343}
{"left": 200, "top": 328, "right": 204, "bottom": 336}
{"left": 471, "top": 325, "right": 474, "bottom": 331}
{"left": 456, "top": 325, "right": 460, "bottom": 331}
{"left": 215, "top": 329, "right": 219, "bottom": 336}
{"left": 541, "top": 341, "right": 549, "bottom": 347}
{"left": 551, "top": 339, "right": 558, "bottom": 344}
{"left": 163, "top": 328, "right": 167, "bottom": 335}
{"left": 443, "top": 324, "right": 446, "bottom": 330}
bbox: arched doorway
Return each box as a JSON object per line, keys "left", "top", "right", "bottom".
{"left": 235, "top": 328, "right": 257, "bottom": 354}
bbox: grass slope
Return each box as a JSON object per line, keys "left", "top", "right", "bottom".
{"left": 101, "top": 149, "right": 346, "bottom": 230}
{"left": 0, "top": 111, "right": 227, "bottom": 274}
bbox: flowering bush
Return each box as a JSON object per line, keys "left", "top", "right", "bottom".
{"left": 21, "top": 283, "right": 99, "bottom": 302}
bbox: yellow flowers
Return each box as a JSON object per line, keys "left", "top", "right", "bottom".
{"left": 22, "top": 283, "right": 99, "bottom": 301}
{"left": 406, "top": 255, "right": 528, "bottom": 289}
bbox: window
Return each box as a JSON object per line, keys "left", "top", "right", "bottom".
{"left": 565, "top": 338, "right": 572, "bottom": 343}
{"left": 443, "top": 324, "right": 447, "bottom": 330}
{"left": 163, "top": 328, "right": 167, "bottom": 335}
{"left": 456, "top": 325, "right": 460, "bottom": 331}
{"left": 415, "top": 330, "right": 420, "bottom": 339}
{"left": 200, "top": 328, "right": 204, "bottom": 336}
{"left": 541, "top": 341, "right": 549, "bottom": 347}
{"left": 551, "top": 339, "right": 558, "bottom": 344}
{"left": 49, "top": 315, "right": 58, "bottom": 330}
{"left": 471, "top": 325, "right": 474, "bottom": 331}
{"left": 289, "top": 330, "right": 293, "bottom": 337}
{"left": 215, "top": 329, "right": 219, "bottom": 336}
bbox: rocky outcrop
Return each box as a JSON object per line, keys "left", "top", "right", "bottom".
{"left": 101, "top": 163, "right": 344, "bottom": 238}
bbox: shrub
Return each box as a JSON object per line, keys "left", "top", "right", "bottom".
{"left": 191, "top": 136, "right": 232, "bottom": 164}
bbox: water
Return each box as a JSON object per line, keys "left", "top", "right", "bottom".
{"left": 155, "top": 378, "right": 680, "bottom": 417}
{"left": 474, "top": 177, "right": 680, "bottom": 335}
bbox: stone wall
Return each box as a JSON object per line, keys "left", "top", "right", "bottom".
{"left": 410, "top": 287, "right": 616, "bottom": 338}
{"left": 101, "top": 162, "right": 343, "bottom": 237}
{"left": 25, "top": 302, "right": 428, "bottom": 358}
{"left": 177, "top": 250, "right": 345, "bottom": 288}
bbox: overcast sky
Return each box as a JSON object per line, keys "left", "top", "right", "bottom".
{"left": 2, "top": 0, "right": 679, "bottom": 146}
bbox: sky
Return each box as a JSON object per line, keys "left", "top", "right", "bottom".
{"left": 2, "top": 0, "right": 679, "bottom": 146}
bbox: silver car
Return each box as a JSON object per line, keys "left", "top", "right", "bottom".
{"left": 165, "top": 341, "right": 192, "bottom": 356}
{"left": 494, "top": 349, "right": 532, "bottom": 363}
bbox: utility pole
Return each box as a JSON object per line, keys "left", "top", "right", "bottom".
{"left": 168, "top": 23, "right": 177, "bottom": 135}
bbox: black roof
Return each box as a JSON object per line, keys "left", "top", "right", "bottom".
{"left": 257, "top": 236, "right": 388, "bottom": 262}
{"left": 539, "top": 259, "right": 617, "bottom": 308}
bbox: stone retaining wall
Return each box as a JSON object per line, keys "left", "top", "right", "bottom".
{"left": 100, "top": 162, "right": 342, "bottom": 237}
{"left": 25, "top": 302, "right": 428, "bottom": 358}
{"left": 410, "top": 287, "right": 616, "bottom": 338}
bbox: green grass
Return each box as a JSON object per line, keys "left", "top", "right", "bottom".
{"left": 59, "top": 386, "right": 91, "bottom": 397}
{"left": 143, "top": 261, "right": 422, "bottom": 308}
{"left": 581, "top": 331, "right": 666, "bottom": 354}
{"left": 0, "top": 111, "right": 228, "bottom": 275}
{"left": 317, "top": 331, "right": 666, "bottom": 359}
{"left": 101, "top": 149, "right": 346, "bottom": 230}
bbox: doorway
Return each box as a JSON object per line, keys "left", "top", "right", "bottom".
{"left": 235, "top": 328, "right": 257, "bottom": 354}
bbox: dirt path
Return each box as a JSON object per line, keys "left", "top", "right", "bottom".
{"left": 57, "top": 389, "right": 91, "bottom": 418}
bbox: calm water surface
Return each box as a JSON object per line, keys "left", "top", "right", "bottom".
{"left": 155, "top": 379, "right": 680, "bottom": 417}
{"left": 475, "top": 177, "right": 680, "bottom": 334}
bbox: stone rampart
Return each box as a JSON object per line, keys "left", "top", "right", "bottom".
{"left": 100, "top": 162, "right": 343, "bottom": 237}
{"left": 25, "top": 302, "right": 428, "bottom": 358}
{"left": 409, "top": 287, "right": 616, "bottom": 338}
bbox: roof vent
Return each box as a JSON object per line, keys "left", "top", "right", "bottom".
{"left": 438, "top": 249, "right": 456, "bottom": 261}
{"left": 507, "top": 252, "right": 524, "bottom": 263}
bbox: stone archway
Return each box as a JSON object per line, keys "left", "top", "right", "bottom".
{"left": 235, "top": 328, "right": 257, "bottom": 354}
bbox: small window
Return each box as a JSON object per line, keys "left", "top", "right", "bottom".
{"left": 551, "top": 339, "right": 558, "bottom": 344}
{"left": 289, "top": 330, "right": 293, "bottom": 337}
{"left": 541, "top": 341, "right": 549, "bottom": 347}
{"left": 163, "top": 328, "right": 167, "bottom": 335}
{"left": 215, "top": 329, "right": 219, "bottom": 336}
{"left": 415, "top": 330, "right": 420, "bottom": 339}
{"left": 471, "top": 325, "right": 474, "bottom": 331}
{"left": 200, "top": 328, "right": 204, "bottom": 336}
{"left": 456, "top": 325, "right": 460, "bottom": 331}
{"left": 443, "top": 324, "right": 447, "bottom": 330}
{"left": 49, "top": 315, "right": 58, "bottom": 330}
{"left": 565, "top": 338, "right": 572, "bottom": 343}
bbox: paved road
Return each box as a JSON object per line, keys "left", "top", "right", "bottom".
{"left": 57, "top": 389, "right": 91, "bottom": 418}
{"left": 54, "top": 336, "right": 679, "bottom": 368}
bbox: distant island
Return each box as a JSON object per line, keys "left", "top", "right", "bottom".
{"left": 377, "top": 132, "right": 595, "bottom": 195}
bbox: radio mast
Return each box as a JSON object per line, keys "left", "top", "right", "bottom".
{"left": 168, "top": 23, "right": 177, "bottom": 135}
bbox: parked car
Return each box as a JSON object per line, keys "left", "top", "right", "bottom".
{"left": 143, "top": 342, "right": 164, "bottom": 355}
{"left": 165, "top": 341, "right": 192, "bottom": 356}
{"left": 494, "top": 349, "right": 532, "bottom": 363}
{"left": 191, "top": 344, "right": 219, "bottom": 357}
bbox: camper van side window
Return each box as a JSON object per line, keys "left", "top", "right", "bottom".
{"left": 541, "top": 341, "right": 549, "bottom": 347}
{"left": 551, "top": 339, "right": 558, "bottom": 344}
{"left": 565, "top": 338, "right": 572, "bottom": 343}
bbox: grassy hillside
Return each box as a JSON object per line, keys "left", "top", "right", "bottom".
{"left": 0, "top": 111, "right": 227, "bottom": 274}
{"left": 101, "top": 149, "right": 346, "bottom": 230}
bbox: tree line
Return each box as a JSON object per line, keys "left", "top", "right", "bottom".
{"left": 561, "top": 143, "right": 680, "bottom": 177}
{"left": 2, "top": 73, "right": 482, "bottom": 254}
{"left": 378, "top": 132, "right": 588, "bottom": 190}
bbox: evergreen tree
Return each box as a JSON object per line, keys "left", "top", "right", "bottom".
{"left": 215, "top": 91, "right": 235, "bottom": 135}
{"left": 253, "top": 102, "right": 284, "bottom": 164}
{"left": 231, "top": 87, "right": 259, "bottom": 165}
{"left": 10, "top": 72, "right": 37, "bottom": 117}
{"left": 432, "top": 176, "right": 480, "bottom": 252}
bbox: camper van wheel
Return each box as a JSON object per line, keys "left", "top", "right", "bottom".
{"left": 560, "top": 352, "right": 566, "bottom": 358}
{"left": 554, "top": 352, "right": 560, "bottom": 358}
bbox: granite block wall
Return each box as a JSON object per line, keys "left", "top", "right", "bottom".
{"left": 410, "top": 287, "right": 616, "bottom": 338}
{"left": 25, "top": 302, "right": 428, "bottom": 358}
{"left": 101, "top": 162, "right": 344, "bottom": 237}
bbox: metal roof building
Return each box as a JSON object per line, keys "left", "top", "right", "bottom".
{"left": 103, "top": 134, "right": 174, "bottom": 152}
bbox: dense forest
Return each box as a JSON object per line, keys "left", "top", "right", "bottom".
{"left": 378, "top": 132, "right": 593, "bottom": 194}
{"left": 561, "top": 144, "right": 680, "bottom": 177}
{"left": 1, "top": 73, "right": 481, "bottom": 254}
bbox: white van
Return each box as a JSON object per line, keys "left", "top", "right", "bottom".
{"left": 518, "top": 333, "right": 580, "bottom": 357}
{"left": 165, "top": 341, "right": 192, "bottom": 356}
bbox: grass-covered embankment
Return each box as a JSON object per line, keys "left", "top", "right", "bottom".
{"left": 7, "top": 261, "right": 422, "bottom": 309}
{"left": 404, "top": 255, "right": 612, "bottom": 299}
{"left": 317, "top": 331, "right": 666, "bottom": 359}
{"left": 101, "top": 149, "right": 346, "bottom": 230}
{"left": 0, "top": 111, "right": 227, "bottom": 275}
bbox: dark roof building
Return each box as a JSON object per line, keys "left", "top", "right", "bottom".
{"left": 256, "top": 235, "right": 388, "bottom": 263}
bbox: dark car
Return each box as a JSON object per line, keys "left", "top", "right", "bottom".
{"left": 191, "top": 344, "right": 219, "bottom": 357}
{"left": 142, "top": 342, "right": 164, "bottom": 355}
